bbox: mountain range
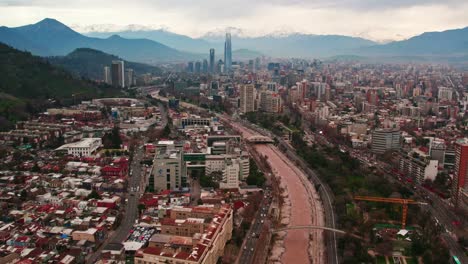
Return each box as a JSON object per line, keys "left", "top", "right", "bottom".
{"left": 0, "top": 18, "right": 196, "bottom": 63}
{"left": 48, "top": 48, "right": 162, "bottom": 80}
{"left": 1, "top": 18, "right": 468, "bottom": 63}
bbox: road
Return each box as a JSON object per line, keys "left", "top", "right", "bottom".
{"left": 238, "top": 191, "right": 271, "bottom": 264}
{"left": 86, "top": 138, "right": 147, "bottom": 263}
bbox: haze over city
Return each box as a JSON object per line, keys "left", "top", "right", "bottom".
{"left": 1, "top": 0, "right": 468, "bottom": 41}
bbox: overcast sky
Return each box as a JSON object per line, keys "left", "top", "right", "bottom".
{"left": 1, "top": 0, "right": 468, "bottom": 41}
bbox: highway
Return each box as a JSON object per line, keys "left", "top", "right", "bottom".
{"left": 237, "top": 191, "right": 271, "bottom": 264}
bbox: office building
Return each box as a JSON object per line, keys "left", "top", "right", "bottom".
{"left": 149, "top": 141, "right": 187, "bottom": 192}
{"left": 103, "top": 66, "right": 111, "bottom": 84}
{"left": 56, "top": 138, "right": 102, "bottom": 157}
{"left": 111, "top": 60, "right": 125, "bottom": 88}
{"left": 195, "top": 61, "right": 201, "bottom": 73}
{"left": 187, "top": 62, "right": 194, "bottom": 73}
{"left": 240, "top": 84, "right": 255, "bottom": 113}
{"left": 452, "top": 138, "right": 468, "bottom": 207}
{"left": 202, "top": 59, "right": 208, "bottom": 73}
{"left": 209, "top": 49, "right": 215, "bottom": 73}
{"left": 224, "top": 33, "right": 232, "bottom": 72}
{"left": 371, "top": 128, "right": 401, "bottom": 154}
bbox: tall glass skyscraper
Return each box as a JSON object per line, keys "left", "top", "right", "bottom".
{"left": 209, "top": 48, "right": 215, "bottom": 73}
{"left": 224, "top": 33, "right": 232, "bottom": 72}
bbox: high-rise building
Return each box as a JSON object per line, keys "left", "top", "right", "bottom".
{"left": 111, "top": 60, "right": 125, "bottom": 88}
{"left": 209, "top": 48, "right": 215, "bottom": 73}
{"left": 224, "top": 33, "right": 232, "bottom": 73}
{"left": 452, "top": 138, "right": 468, "bottom": 207}
{"left": 260, "top": 91, "right": 281, "bottom": 113}
{"left": 240, "top": 84, "right": 255, "bottom": 113}
{"left": 371, "top": 128, "right": 401, "bottom": 154}
{"left": 103, "top": 66, "right": 111, "bottom": 84}
{"left": 195, "top": 61, "right": 201, "bottom": 73}
{"left": 125, "top": 68, "right": 134, "bottom": 87}
{"left": 202, "top": 59, "right": 208, "bottom": 73}
{"left": 267, "top": 82, "right": 278, "bottom": 92}
{"left": 187, "top": 62, "right": 194, "bottom": 73}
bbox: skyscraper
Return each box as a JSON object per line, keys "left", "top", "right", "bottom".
{"left": 187, "top": 62, "right": 194, "bottom": 73}
{"left": 224, "top": 33, "right": 232, "bottom": 73}
{"left": 209, "top": 48, "right": 215, "bottom": 73}
{"left": 195, "top": 61, "right": 201, "bottom": 73}
{"left": 202, "top": 59, "right": 208, "bottom": 73}
{"left": 452, "top": 138, "right": 468, "bottom": 208}
{"left": 111, "top": 60, "right": 125, "bottom": 88}
{"left": 125, "top": 68, "right": 135, "bottom": 87}
{"left": 103, "top": 66, "right": 111, "bottom": 84}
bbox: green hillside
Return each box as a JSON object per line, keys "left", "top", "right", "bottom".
{"left": 0, "top": 42, "right": 119, "bottom": 130}
{"left": 48, "top": 48, "right": 162, "bottom": 80}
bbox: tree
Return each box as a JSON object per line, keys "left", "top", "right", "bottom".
{"left": 87, "top": 190, "right": 101, "bottom": 200}
{"left": 162, "top": 124, "right": 171, "bottom": 138}
{"left": 111, "top": 126, "right": 122, "bottom": 149}
{"left": 138, "top": 204, "right": 146, "bottom": 213}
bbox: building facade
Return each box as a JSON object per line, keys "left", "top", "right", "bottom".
{"left": 371, "top": 128, "right": 401, "bottom": 154}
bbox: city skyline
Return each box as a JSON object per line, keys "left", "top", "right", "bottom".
{"left": 0, "top": 1, "right": 467, "bottom": 42}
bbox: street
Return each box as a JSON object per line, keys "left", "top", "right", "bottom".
{"left": 237, "top": 192, "right": 271, "bottom": 264}
{"left": 86, "top": 142, "right": 146, "bottom": 263}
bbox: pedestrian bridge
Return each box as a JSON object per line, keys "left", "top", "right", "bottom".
{"left": 273, "top": 225, "right": 363, "bottom": 239}
{"left": 246, "top": 135, "right": 274, "bottom": 144}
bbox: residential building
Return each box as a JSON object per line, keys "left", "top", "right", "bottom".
{"left": 399, "top": 149, "right": 439, "bottom": 184}
{"left": 134, "top": 205, "right": 233, "bottom": 264}
{"left": 104, "top": 66, "right": 111, "bottom": 84}
{"left": 111, "top": 60, "right": 125, "bottom": 88}
{"left": 452, "top": 138, "right": 468, "bottom": 207}
{"left": 260, "top": 91, "right": 281, "bottom": 113}
{"left": 240, "top": 84, "right": 255, "bottom": 113}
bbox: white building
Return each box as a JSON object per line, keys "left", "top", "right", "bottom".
{"left": 220, "top": 159, "right": 240, "bottom": 189}
{"left": 56, "top": 138, "right": 102, "bottom": 157}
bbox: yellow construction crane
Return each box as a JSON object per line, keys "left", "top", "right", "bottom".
{"left": 354, "top": 196, "right": 427, "bottom": 229}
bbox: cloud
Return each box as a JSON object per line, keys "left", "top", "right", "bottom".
{"left": 0, "top": 0, "right": 467, "bottom": 41}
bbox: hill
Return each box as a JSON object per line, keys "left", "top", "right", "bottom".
{"left": 0, "top": 18, "right": 197, "bottom": 63}
{"left": 0, "top": 42, "right": 118, "bottom": 130}
{"left": 87, "top": 29, "right": 213, "bottom": 53}
{"left": 48, "top": 48, "right": 163, "bottom": 80}
{"left": 361, "top": 27, "right": 468, "bottom": 56}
